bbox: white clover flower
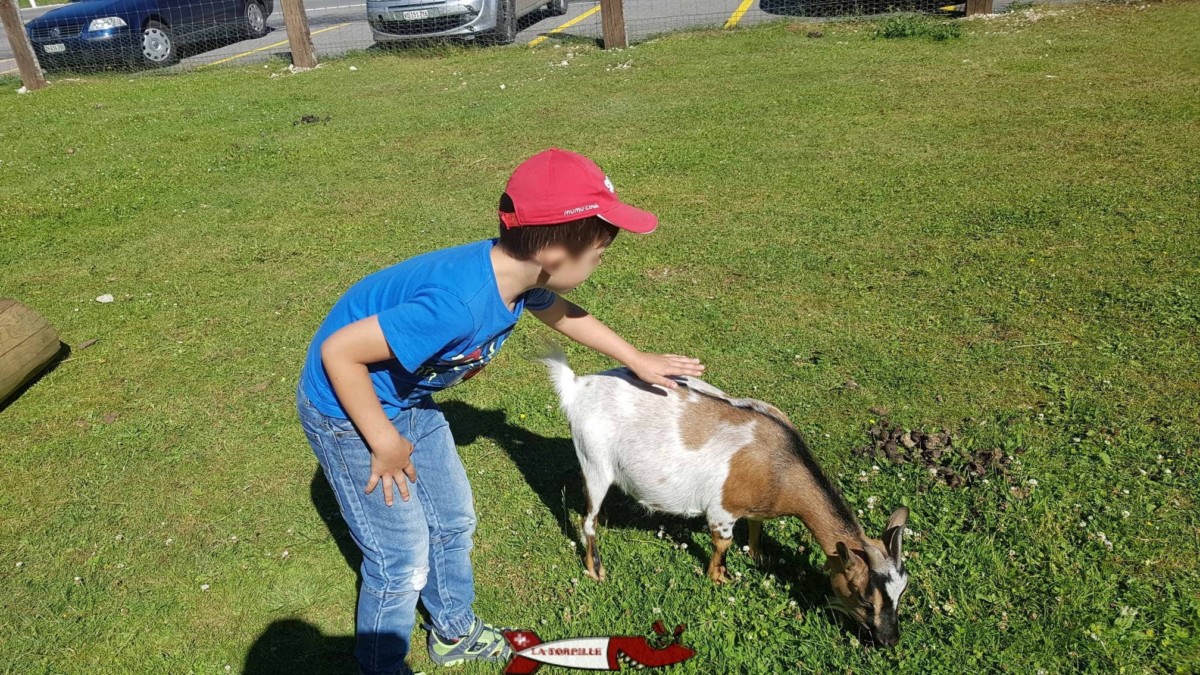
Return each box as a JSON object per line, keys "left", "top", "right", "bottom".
{"left": 201, "top": 584, "right": 210, "bottom": 591}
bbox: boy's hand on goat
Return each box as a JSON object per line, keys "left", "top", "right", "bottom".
{"left": 366, "top": 433, "right": 418, "bottom": 506}
{"left": 628, "top": 352, "right": 705, "bottom": 389}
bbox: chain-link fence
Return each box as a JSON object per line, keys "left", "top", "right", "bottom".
{"left": 2, "top": 0, "right": 995, "bottom": 82}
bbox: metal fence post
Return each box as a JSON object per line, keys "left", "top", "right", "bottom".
{"left": 280, "top": 0, "right": 317, "bottom": 69}
{"left": 0, "top": 0, "right": 46, "bottom": 91}
{"left": 599, "top": 0, "right": 627, "bottom": 49}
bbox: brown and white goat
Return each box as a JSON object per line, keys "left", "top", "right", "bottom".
{"left": 540, "top": 350, "right": 911, "bottom": 646}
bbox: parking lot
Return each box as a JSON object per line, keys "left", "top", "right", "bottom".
{"left": 1, "top": 0, "right": 807, "bottom": 74}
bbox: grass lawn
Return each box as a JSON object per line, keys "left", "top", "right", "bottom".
{"left": 2, "top": 2, "right": 1198, "bottom": 672}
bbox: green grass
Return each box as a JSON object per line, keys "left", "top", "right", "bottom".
{"left": 2, "top": 1, "right": 1199, "bottom": 672}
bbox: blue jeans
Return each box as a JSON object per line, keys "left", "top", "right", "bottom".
{"left": 295, "top": 380, "right": 480, "bottom": 675}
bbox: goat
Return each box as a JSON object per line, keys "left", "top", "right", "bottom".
{"left": 539, "top": 348, "right": 911, "bottom": 647}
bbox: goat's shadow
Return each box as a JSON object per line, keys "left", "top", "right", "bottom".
{"left": 439, "top": 400, "right": 832, "bottom": 609}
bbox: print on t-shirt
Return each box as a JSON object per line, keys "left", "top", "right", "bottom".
{"left": 416, "top": 330, "right": 508, "bottom": 389}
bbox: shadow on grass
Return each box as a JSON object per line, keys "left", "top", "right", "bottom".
{"left": 243, "top": 619, "right": 359, "bottom": 674}
{"left": 759, "top": 0, "right": 953, "bottom": 17}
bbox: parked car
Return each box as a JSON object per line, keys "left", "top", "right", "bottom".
{"left": 368, "top": 0, "right": 565, "bottom": 45}
{"left": 25, "top": 0, "right": 274, "bottom": 70}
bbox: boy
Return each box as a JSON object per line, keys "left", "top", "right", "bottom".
{"left": 294, "top": 147, "right": 705, "bottom": 675}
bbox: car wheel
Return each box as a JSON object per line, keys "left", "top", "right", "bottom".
{"left": 547, "top": 0, "right": 567, "bottom": 16}
{"left": 243, "top": 0, "right": 269, "bottom": 38}
{"left": 482, "top": 0, "right": 517, "bottom": 45}
{"left": 140, "top": 20, "right": 178, "bottom": 67}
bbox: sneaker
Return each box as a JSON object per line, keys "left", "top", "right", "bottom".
{"left": 423, "top": 617, "right": 516, "bottom": 667}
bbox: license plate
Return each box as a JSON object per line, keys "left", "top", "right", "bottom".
{"left": 402, "top": 9, "right": 429, "bottom": 19}
{"left": 44, "top": 43, "right": 66, "bottom": 53}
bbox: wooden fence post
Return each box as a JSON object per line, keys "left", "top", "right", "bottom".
{"left": 0, "top": 0, "right": 47, "bottom": 91}
{"left": 280, "top": 0, "right": 317, "bottom": 69}
{"left": 599, "top": 0, "right": 627, "bottom": 49}
{"left": 965, "top": 0, "right": 993, "bottom": 16}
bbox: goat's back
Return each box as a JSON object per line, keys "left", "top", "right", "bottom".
{"left": 558, "top": 367, "right": 794, "bottom": 518}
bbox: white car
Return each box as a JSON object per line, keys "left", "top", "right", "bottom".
{"left": 368, "top": 0, "right": 566, "bottom": 45}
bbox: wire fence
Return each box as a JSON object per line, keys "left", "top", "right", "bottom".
{"left": 1, "top": 0, "right": 993, "bottom": 83}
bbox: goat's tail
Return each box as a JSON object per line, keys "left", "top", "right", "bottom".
{"left": 537, "top": 341, "right": 578, "bottom": 410}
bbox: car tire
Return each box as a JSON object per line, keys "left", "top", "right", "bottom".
{"left": 482, "top": 0, "right": 517, "bottom": 45}
{"left": 139, "top": 20, "right": 178, "bottom": 68}
{"left": 243, "top": 0, "right": 269, "bottom": 38}
{"left": 547, "top": 0, "right": 567, "bottom": 16}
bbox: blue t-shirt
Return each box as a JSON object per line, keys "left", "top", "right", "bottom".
{"left": 300, "top": 238, "right": 558, "bottom": 419}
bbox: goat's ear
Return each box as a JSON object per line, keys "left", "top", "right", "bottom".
{"left": 883, "top": 506, "right": 909, "bottom": 561}
{"left": 835, "top": 541, "right": 859, "bottom": 573}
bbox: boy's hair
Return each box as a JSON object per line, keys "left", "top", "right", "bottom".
{"left": 497, "top": 192, "right": 619, "bottom": 262}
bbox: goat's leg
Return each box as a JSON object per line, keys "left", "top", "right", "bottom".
{"left": 706, "top": 521, "right": 735, "bottom": 584}
{"left": 747, "top": 518, "right": 764, "bottom": 566}
{"left": 580, "top": 464, "right": 611, "bottom": 582}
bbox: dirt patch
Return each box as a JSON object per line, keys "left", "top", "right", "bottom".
{"left": 854, "top": 419, "right": 1023, "bottom": 490}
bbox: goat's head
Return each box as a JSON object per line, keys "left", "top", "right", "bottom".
{"left": 824, "top": 506, "right": 910, "bottom": 647}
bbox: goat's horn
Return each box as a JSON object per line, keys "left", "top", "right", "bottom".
{"left": 864, "top": 542, "right": 888, "bottom": 569}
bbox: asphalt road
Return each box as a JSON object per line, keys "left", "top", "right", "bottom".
{"left": 1, "top": 0, "right": 1026, "bottom": 75}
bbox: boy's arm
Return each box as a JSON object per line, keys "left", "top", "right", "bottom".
{"left": 530, "top": 296, "right": 704, "bottom": 389}
{"left": 320, "top": 316, "right": 417, "bottom": 505}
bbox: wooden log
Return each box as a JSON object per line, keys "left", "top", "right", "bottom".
{"left": 0, "top": 299, "right": 61, "bottom": 404}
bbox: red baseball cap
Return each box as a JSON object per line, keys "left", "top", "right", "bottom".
{"left": 499, "top": 148, "right": 657, "bottom": 234}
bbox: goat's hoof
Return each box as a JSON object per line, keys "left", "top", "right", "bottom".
{"left": 708, "top": 566, "right": 729, "bottom": 584}
{"left": 585, "top": 567, "right": 607, "bottom": 582}
{"left": 748, "top": 551, "right": 764, "bottom": 566}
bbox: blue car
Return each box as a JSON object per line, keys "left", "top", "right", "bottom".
{"left": 25, "top": 0, "right": 274, "bottom": 70}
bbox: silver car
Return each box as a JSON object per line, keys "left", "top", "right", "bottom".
{"left": 368, "top": 0, "right": 566, "bottom": 44}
